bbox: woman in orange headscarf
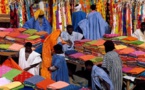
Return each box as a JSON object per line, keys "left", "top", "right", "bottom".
{"left": 41, "top": 29, "right": 62, "bottom": 79}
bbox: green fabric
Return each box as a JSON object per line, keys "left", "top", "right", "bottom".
{"left": 2, "top": 69, "right": 22, "bottom": 81}
{"left": 11, "top": 85, "right": 24, "bottom": 90}
{"left": 90, "top": 57, "right": 103, "bottom": 63}
{"left": 0, "top": 44, "right": 11, "bottom": 49}
{"left": 24, "top": 84, "right": 35, "bottom": 88}
{"left": 85, "top": 40, "right": 97, "bottom": 45}
{"left": 130, "top": 40, "right": 144, "bottom": 45}
{"left": 115, "top": 36, "right": 127, "bottom": 40}
{"left": 23, "top": 29, "right": 37, "bottom": 35}
{"left": 27, "top": 35, "right": 40, "bottom": 40}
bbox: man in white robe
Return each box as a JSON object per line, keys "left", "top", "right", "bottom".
{"left": 132, "top": 22, "right": 145, "bottom": 42}
{"left": 61, "top": 25, "right": 83, "bottom": 51}
{"left": 19, "top": 42, "right": 42, "bottom": 75}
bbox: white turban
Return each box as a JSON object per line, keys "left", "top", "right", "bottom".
{"left": 74, "top": 4, "right": 82, "bottom": 12}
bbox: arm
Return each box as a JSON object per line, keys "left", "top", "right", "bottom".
{"left": 24, "top": 62, "right": 41, "bottom": 71}
{"left": 43, "top": 18, "right": 52, "bottom": 34}
{"left": 23, "top": 18, "right": 35, "bottom": 29}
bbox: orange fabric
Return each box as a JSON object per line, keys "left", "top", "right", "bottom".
{"left": 35, "top": 31, "right": 48, "bottom": 36}
{"left": 118, "top": 48, "right": 135, "bottom": 54}
{"left": 2, "top": 58, "right": 22, "bottom": 71}
{"left": 7, "top": 31, "right": 20, "bottom": 38}
{"left": 14, "top": 28, "right": 26, "bottom": 32}
{"left": 79, "top": 55, "right": 96, "bottom": 61}
{"left": 123, "top": 36, "right": 138, "bottom": 41}
{"left": 128, "top": 67, "right": 145, "bottom": 74}
{"left": 92, "top": 39, "right": 105, "bottom": 46}
{"left": 36, "top": 79, "right": 55, "bottom": 90}
{"left": 41, "top": 30, "right": 61, "bottom": 79}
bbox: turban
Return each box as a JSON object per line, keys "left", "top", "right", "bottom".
{"left": 74, "top": 4, "right": 82, "bottom": 12}
{"left": 34, "top": 9, "right": 44, "bottom": 20}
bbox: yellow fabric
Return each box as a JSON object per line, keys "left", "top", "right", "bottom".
{"left": 34, "top": 9, "right": 44, "bottom": 20}
{"left": 115, "top": 45, "right": 127, "bottom": 50}
{"left": 52, "top": 1, "right": 57, "bottom": 31}
{"left": 0, "top": 81, "right": 21, "bottom": 89}
{"left": 41, "top": 30, "right": 61, "bottom": 79}
{"left": 67, "top": 1, "right": 72, "bottom": 25}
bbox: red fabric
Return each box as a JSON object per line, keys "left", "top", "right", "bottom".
{"left": 13, "top": 71, "right": 33, "bottom": 83}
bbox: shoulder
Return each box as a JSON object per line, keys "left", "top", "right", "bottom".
{"left": 32, "top": 51, "right": 41, "bottom": 57}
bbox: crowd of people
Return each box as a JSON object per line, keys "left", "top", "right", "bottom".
{"left": 7, "top": 0, "right": 145, "bottom": 90}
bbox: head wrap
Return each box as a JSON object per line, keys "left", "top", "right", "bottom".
{"left": 74, "top": 4, "right": 82, "bottom": 12}
{"left": 34, "top": 9, "right": 44, "bottom": 20}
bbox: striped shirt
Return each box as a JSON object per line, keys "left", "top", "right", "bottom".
{"left": 102, "top": 51, "right": 122, "bottom": 90}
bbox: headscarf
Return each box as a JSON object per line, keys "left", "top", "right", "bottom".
{"left": 74, "top": 4, "right": 82, "bottom": 12}
{"left": 34, "top": 9, "right": 44, "bottom": 20}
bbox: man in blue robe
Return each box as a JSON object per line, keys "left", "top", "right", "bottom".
{"left": 72, "top": 4, "right": 86, "bottom": 33}
{"left": 48, "top": 44, "right": 69, "bottom": 83}
{"left": 78, "top": 4, "right": 110, "bottom": 40}
{"left": 23, "top": 9, "right": 52, "bottom": 34}
{"left": 85, "top": 61, "right": 114, "bottom": 90}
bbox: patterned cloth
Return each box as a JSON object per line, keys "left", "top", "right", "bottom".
{"left": 13, "top": 71, "right": 33, "bottom": 83}
{"left": 0, "top": 65, "right": 12, "bottom": 77}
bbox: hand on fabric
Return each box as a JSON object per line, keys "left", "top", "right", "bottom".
{"left": 48, "top": 66, "right": 57, "bottom": 72}
{"left": 66, "top": 40, "right": 72, "bottom": 46}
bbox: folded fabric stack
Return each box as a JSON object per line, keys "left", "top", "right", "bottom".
{"left": 16, "top": 33, "right": 29, "bottom": 39}
{"left": 129, "top": 51, "right": 145, "bottom": 57}
{"left": 123, "top": 36, "right": 138, "bottom": 41}
{"left": 0, "top": 44, "right": 12, "bottom": 50}
{"left": 0, "top": 31, "right": 10, "bottom": 38}
{"left": 24, "top": 75, "right": 45, "bottom": 88}
{"left": 128, "top": 67, "right": 145, "bottom": 75}
{"left": 13, "top": 71, "right": 33, "bottom": 83}
{"left": 118, "top": 47, "right": 135, "bottom": 54}
{"left": 0, "top": 81, "right": 24, "bottom": 90}
{"left": 36, "top": 79, "right": 55, "bottom": 90}
{"left": 104, "top": 34, "right": 119, "bottom": 38}
{"left": 61, "top": 84, "right": 81, "bottom": 90}
{"left": 14, "top": 28, "right": 26, "bottom": 32}
{"left": 130, "top": 40, "right": 144, "bottom": 45}
{"left": 138, "top": 43, "right": 145, "bottom": 49}
{"left": 90, "top": 57, "right": 103, "bottom": 63}
{"left": 23, "top": 29, "right": 37, "bottom": 35}
{"left": 2, "top": 69, "right": 22, "bottom": 81}
{"left": 115, "top": 45, "right": 127, "bottom": 50}
{"left": 113, "top": 36, "right": 127, "bottom": 40}
{"left": 47, "top": 81, "right": 69, "bottom": 90}
{"left": 122, "top": 67, "right": 134, "bottom": 73}
{"left": 0, "top": 28, "right": 14, "bottom": 32}
{"left": 91, "top": 39, "right": 105, "bottom": 46}
{"left": 79, "top": 55, "right": 96, "bottom": 64}
{"left": 8, "top": 43, "right": 24, "bottom": 51}
{"left": 65, "top": 50, "right": 78, "bottom": 56}
{"left": 35, "top": 31, "right": 48, "bottom": 36}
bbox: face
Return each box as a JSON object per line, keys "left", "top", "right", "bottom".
{"left": 67, "top": 28, "right": 73, "bottom": 35}
{"left": 38, "top": 18, "right": 43, "bottom": 25}
{"left": 141, "top": 25, "right": 145, "bottom": 32}
{"left": 25, "top": 46, "right": 32, "bottom": 53}
{"left": 86, "top": 65, "right": 92, "bottom": 71}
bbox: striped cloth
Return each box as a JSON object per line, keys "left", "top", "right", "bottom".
{"left": 102, "top": 51, "right": 122, "bottom": 90}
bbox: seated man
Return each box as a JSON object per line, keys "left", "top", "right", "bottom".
{"left": 19, "top": 42, "right": 42, "bottom": 75}
{"left": 23, "top": 9, "right": 52, "bottom": 34}
{"left": 85, "top": 61, "right": 114, "bottom": 90}
{"left": 61, "top": 25, "right": 83, "bottom": 51}
{"left": 48, "top": 44, "right": 69, "bottom": 83}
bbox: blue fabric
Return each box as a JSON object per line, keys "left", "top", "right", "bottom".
{"left": 51, "top": 54, "right": 69, "bottom": 83}
{"left": 65, "top": 50, "right": 78, "bottom": 56}
{"left": 24, "top": 75, "right": 44, "bottom": 86}
{"left": 61, "top": 84, "right": 81, "bottom": 90}
{"left": 78, "top": 11, "right": 110, "bottom": 40}
{"left": 35, "top": 44, "right": 43, "bottom": 54}
{"left": 92, "top": 65, "right": 114, "bottom": 90}
{"left": 72, "top": 11, "right": 86, "bottom": 33}
{"left": 20, "top": 86, "right": 34, "bottom": 90}
{"left": 23, "top": 17, "right": 52, "bottom": 34}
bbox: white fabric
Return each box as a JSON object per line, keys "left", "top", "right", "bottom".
{"left": 18, "top": 48, "right": 42, "bottom": 75}
{"left": 132, "top": 29, "right": 145, "bottom": 42}
{"left": 39, "top": 1, "right": 45, "bottom": 12}
{"left": 0, "top": 77, "right": 11, "bottom": 86}
{"left": 61, "top": 31, "right": 83, "bottom": 51}
{"left": 75, "top": 4, "right": 82, "bottom": 12}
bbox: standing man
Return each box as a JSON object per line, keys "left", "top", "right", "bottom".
{"left": 61, "top": 25, "right": 83, "bottom": 51}
{"left": 19, "top": 42, "right": 42, "bottom": 75}
{"left": 78, "top": 4, "right": 110, "bottom": 40}
{"left": 72, "top": 4, "right": 86, "bottom": 33}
